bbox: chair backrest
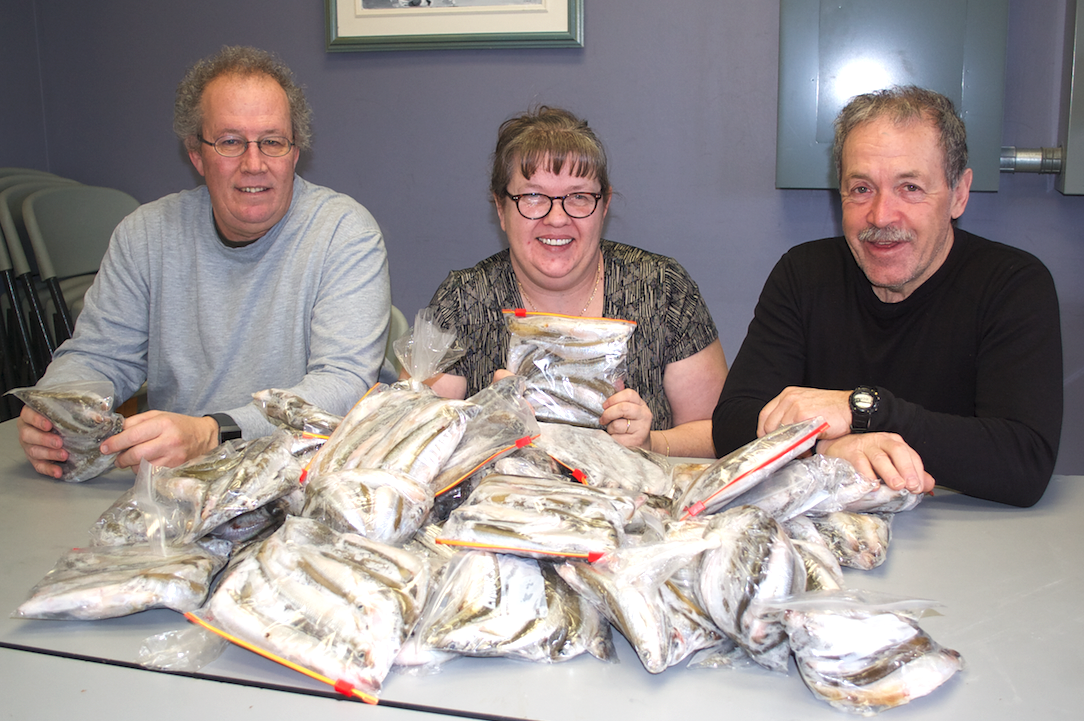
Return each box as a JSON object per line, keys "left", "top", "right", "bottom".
{"left": 0, "top": 178, "right": 81, "bottom": 276}
{"left": 22, "top": 185, "right": 140, "bottom": 280}
{"left": 0, "top": 168, "right": 61, "bottom": 180}
{"left": 0, "top": 220, "right": 15, "bottom": 275}
{"left": 0, "top": 174, "right": 71, "bottom": 195}
{"left": 0, "top": 180, "right": 81, "bottom": 380}
{"left": 385, "top": 304, "right": 409, "bottom": 374}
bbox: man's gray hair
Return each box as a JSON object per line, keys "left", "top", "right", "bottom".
{"left": 833, "top": 85, "right": 968, "bottom": 189}
{"left": 173, "top": 45, "right": 312, "bottom": 151}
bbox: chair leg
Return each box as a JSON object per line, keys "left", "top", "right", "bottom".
{"left": 16, "top": 273, "right": 54, "bottom": 380}
{"left": 0, "top": 306, "right": 18, "bottom": 420}
{"left": 45, "top": 277, "right": 74, "bottom": 342}
{"left": 2, "top": 270, "right": 43, "bottom": 381}
{"left": 4, "top": 308, "right": 31, "bottom": 387}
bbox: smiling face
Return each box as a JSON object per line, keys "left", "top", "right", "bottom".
{"left": 187, "top": 73, "right": 300, "bottom": 243}
{"left": 496, "top": 161, "right": 610, "bottom": 294}
{"left": 840, "top": 116, "right": 972, "bottom": 302}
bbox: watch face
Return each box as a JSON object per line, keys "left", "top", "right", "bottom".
{"left": 850, "top": 387, "right": 878, "bottom": 433}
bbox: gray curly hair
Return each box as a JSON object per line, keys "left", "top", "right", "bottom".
{"left": 833, "top": 85, "right": 968, "bottom": 190}
{"left": 173, "top": 46, "right": 312, "bottom": 151}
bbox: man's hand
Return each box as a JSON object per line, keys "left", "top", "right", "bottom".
{"left": 817, "top": 432, "right": 934, "bottom": 494}
{"left": 100, "top": 411, "right": 221, "bottom": 470}
{"left": 758, "top": 386, "right": 852, "bottom": 439}
{"left": 17, "top": 406, "right": 68, "bottom": 478}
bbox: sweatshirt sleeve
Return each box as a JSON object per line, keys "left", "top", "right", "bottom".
{"left": 39, "top": 213, "right": 151, "bottom": 403}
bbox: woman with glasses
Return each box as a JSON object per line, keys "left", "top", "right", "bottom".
{"left": 424, "top": 106, "right": 728, "bottom": 458}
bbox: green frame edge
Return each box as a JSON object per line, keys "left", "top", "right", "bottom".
{"left": 325, "top": 0, "right": 584, "bottom": 52}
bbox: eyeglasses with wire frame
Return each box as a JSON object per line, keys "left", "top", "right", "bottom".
{"left": 199, "top": 134, "right": 295, "bottom": 158}
{"left": 504, "top": 190, "right": 604, "bottom": 220}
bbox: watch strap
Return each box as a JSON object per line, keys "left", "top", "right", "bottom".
{"left": 206, "top": 413, "right": 242, "bottom": 443}
{"left": 849, "top": 386, "right": 879, "bottom": 434}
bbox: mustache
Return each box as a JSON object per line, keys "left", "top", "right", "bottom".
{"left": 857, "top": 226, "right": 915, "bottom": 243}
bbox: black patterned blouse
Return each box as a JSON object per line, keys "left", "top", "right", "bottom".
{"left": 427, "top": 240, "right": 719, "bottom": 430}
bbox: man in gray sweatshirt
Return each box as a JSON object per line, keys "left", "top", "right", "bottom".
{"left": 18, "top": 46, "right": 390, "bottom": 478}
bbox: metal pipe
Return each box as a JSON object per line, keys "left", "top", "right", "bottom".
{"left": 1000, "top": 146, "right": 1064, "bottom": 173}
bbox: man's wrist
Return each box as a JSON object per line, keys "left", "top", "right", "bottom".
{"left": 848, "top": 386, "right": 880, "bottom": 433}
{"left": 204, "top": 412, "right": 242, "bottom": 445}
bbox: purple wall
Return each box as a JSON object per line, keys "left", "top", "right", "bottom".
{"left": 1, "top": 0, "right": 48, "bottom": 169}
{"left": 4, "top": 0, "right": 1081, "bottom": 473}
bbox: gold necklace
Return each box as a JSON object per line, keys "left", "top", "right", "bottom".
{"left": 517, "top": 255, "right": 603, "bottom": 317}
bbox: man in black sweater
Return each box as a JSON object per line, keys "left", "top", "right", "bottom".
{"left": 712, "top": 86, "right": 1062, "bottom": 507}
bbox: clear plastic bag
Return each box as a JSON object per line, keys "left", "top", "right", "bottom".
{"left": 413, "top": 550, "right": 613, "bottom": 664}
{"left": 429, "top": 375, "right": 540, "bottom": 496}
{"left": 182, "top": 431, "right": 302, "bottom": 544}
{"left": 393, "top": 307, "right": 465, "bottom": 384}
{"left": 437, "top": 474, "right": 637, "bottom": 560}
{"left": 783, "top": 515, "right": 845, "bottom": 591}
{"left": 761, "top": 590, "right": 964, "bottom": 715}
{"left": 807, "top": 511, "right": 893, "bottom": 571}
{"left": 556, "top": 525, "right": 721, "bottom": 674}
{"left": 251, "top": 388, "right": 342, "bottom": 436}
{"left": 676, "top": 418, "right": 827, "bottom": 519}
{"left": 836, "top": 482, "right": 925, "bottom": 514}
{"left": 503, "top": 310, "right": 636, "bottom": 428}
{"left": 138, "top": 625, "right": 229, "bottom": 672}
{"left": 8, "top": 380, "right": 125, "bottom": 482}
{"left": 532, "top": 421, "right": 672, "bottom": 497}
{"left": 88, "top": 438, "right": 298, "bottom": 551}
{"left": 132, "top": 459, "right": 175, "bottom": 555}
{"left": 697, "top": 505, "right": 805, "bottom": 673}
{"left": 12, "top": 542, "right": 228, "bottom": 620}
{"left": 88, "top": 440, "right": 243, "bottom": 547}
{"left": 304, "top": 382, "right": 477, "bottom": 490}
{"left": 302, "top": 467, "right": 433, "bottom": 545}
{"left": 194, "top": 517, "right": 429, "bottom": 701}
{"left": 720, "top": 455, "right": 879, "bottom": 522}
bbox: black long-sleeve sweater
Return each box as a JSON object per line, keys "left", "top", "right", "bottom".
{"left": 712, "top": 229, "right": 1063, "bottom": 507}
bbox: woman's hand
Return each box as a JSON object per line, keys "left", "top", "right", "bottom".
{"left": 426, "top": 372, "right": 468, "bottom": 400}
{"left": 600, "top": 387, "right": 652, "bottom": 449}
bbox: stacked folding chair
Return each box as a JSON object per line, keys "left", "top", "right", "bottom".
{"left": 0, "top": 170, "right": 139, "bottom": 419}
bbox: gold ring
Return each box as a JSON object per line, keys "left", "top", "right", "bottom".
{"left": 625, "top": 419, "right": 632, "bottom": 433}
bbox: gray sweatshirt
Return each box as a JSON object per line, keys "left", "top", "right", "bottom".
{"left": 41, "top": 176, "right": 391, "bottom": 438}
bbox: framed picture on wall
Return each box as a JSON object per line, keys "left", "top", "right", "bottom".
{"left": 326, "top": 0, "right": 583, "bottom": 52}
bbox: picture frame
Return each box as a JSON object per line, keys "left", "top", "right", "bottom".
{"left": 325, "top": 0, "right": 583, "bottom": 52}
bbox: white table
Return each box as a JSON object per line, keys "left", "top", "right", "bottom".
{"left": 1, "top": 418, "right": 1079, "bottom": 719}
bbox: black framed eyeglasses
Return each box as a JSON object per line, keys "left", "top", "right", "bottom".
{"left": 504, "top": 190, "right": 604, "bottom": 220}
{"left": 198, "top": 134, "right": 295, "bottom": 158}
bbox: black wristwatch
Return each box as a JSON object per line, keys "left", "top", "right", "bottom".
{"left": 206, "top": 413, "right": 243, "bottom": 444}
{"left": 849, "top": 386, "right": 880, "bottom": 433}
